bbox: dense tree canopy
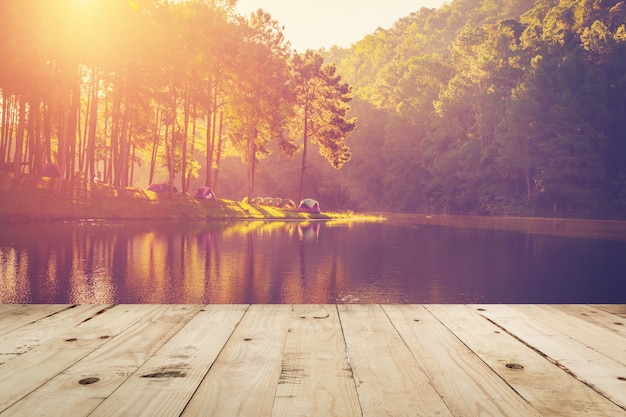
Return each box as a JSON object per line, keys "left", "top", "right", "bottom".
{"left": 0, "top": 0, "right": 355, "bottom": 200}
{"left": 325, "top": 0, "right": 626, "bottom": 219}
{"left": 2, "top": 0, "right": 626, "bottom": 219}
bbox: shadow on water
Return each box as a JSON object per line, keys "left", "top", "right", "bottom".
{"left": 0, "top": 216, "right": 624, "bottom": 304}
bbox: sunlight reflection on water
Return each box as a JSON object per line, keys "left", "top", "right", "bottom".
{"left": 0, "top": 217, "right": 625, "bottom": 304}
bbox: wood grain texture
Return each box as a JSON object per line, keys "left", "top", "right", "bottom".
{"left": 383, "top": 304, "right": 542, "bottom": 417}
{"left": 0, "top": 305, "right": 80, "bottom": 336}
{"left": 512, "top": 304, "right": 626, "bottom": 366}
{"left": 0, "top": 304, "right": 109, "bottom": 366}
{"left": 0, "top": 304, "right": 158, "bottom": 413}
{"left": 1, "top": 305, "right": 204, "bottom": 417}
{"left": 0, "top": 304, "right": 624, "bottom": 417}
{"left": 88, "top": 305, "right": 248, "bottom": 417}
{"left": 271, "top": 305, "right": 360, "bottom": 417}
{"left": 592, "top": 304, "right": 626, "bottom": 318}
{"left": 181, "top": 304, "right": 289, "bottom": 417}
{"left": 427, "top": 304, "right": 626, "bottom": 417}
{"left": 553, "top": 304, "right": 626, "bottom": 339}
{"left": 338, "top": 304, "right": 454, "bottom": 417}
{"left": 474, "top": 304, "right": 626, "bottom": 411}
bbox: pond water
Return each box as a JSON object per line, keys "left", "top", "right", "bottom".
{"left": 0, "top": 216, "right": 625, "bottom": 304}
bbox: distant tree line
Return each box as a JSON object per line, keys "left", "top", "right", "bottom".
{"left": 322, "top": 0, "right": 626, "bottom": 219}
{"left": 0, "top": 0, "right": 355, "bottom": 201}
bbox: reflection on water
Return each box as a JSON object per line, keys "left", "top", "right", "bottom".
{"left": 0, "top": 219, "right": 625, "bottom": 304}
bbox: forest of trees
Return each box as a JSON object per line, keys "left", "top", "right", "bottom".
{"left": 1, "top": 0, "right": 625, "bottom": 219}
{"left": 0, "top": 0, "right": 355, "bottom": 202}
{"left": 324, "top": 0, "right": 626, "bottom": 219}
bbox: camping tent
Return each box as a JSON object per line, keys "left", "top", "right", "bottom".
{"left": 297, "top": 198, "right": 321, "bottom": 213}
{"left": 194, "top": 186, "right": 216, "bottom": 200}
{"left": 282, "top": 199, "right": 296, "bottom": 209}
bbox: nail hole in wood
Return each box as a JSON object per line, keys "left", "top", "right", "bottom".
{"left": 244, "top": 338, "right": 252, "bottom": 341}
{"left": 618, "top": 377, "right": 626, "bottom": 381}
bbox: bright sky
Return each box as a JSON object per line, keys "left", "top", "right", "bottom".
{"left": 235, "top": 0, "right": 448, "bottom": 51}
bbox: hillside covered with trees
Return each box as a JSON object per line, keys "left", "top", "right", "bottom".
{"left": 322, "top": 0, "right": 626, "bottom": 218}
{"left": 1, "top": 0, "right": 625, "bottom": 219}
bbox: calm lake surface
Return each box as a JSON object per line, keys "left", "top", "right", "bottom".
{"left": 1, "top": 216, "right": 625, "bottom": 304}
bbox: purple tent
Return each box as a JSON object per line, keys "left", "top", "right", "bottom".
{"left": 194, "top": 186, "right": 216, "bottom": 200}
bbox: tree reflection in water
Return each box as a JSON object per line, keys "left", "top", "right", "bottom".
{"left": 0, "top": 218, "right": 624, "bottom": 304}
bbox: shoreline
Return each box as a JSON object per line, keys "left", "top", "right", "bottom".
{"left": 0, "top": 172, "right": 333, "bottom": 224}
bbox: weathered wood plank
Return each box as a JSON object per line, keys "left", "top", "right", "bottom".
{"left": 271, "top": 305, "right": 360, "bottom": 417}
{"left": 474, "top": 304, "right": 626, "bottom": 410}
{"left": 512, "top": 304, "right": 626, "bottom": 366}
{"left": 0, "top": 304, "right": 624, "bottom": 417}
{"left": 0, "top": 305, "right": 204, "bottom": 417}
{"left": 593, "top": 304, "right": 626, "bottom": 318}
{"left": 0, "top": 305, "right": 74, "bottom": 336}
{"left": 180, "top": 304, "right": 290, "bottom": 417}
{"left": 0, "top": 305, "right": 110, "bottom": 366}
{"left": 88, "top": 305, "right": 248, "bottom": 417}
{"left": 383, "top": 304, "right": 542, "bottom": 417}
{"left": 427, "top": 304, "right": 626, "bottom": 417}
{"left": 338, "top": 304, "right": 453, "bottom": 417}
{"left": 0, "top": 304, "right": 161, "bottom": 413}
{"left": 553, "top": 304, "right": 626, "bottom": 339}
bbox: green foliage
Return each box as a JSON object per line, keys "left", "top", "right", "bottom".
{"left": 319, "top": 0, "right": 626, "bottom": 218}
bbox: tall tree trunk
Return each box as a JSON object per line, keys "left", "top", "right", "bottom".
{"left": 129, "top": 141, "right": 135, "bottom": 187}
{"left": 247, "top": 130, "right": 257, "bottom": 201}
{"left": 67, "top": 75, "right": 80, "bottom": 180}
{"left": 212, "top": 112, "right": 224, "bottom": 193}
{"left": 43, "top": 100, "right": 52, "bottom": 164}
{"left": 32, "top": 100, "right": 42, "bottom": 175}
{"left": 186, "top": 106, "right": 197, "bottom": 192}
{"left": 110, "top": 82, "right": 122, "bottom": 186}
{"left": 205, "top": 78, "right": 214, "bottom": 187}
{"left": 119, "top": 85, "right": 131, "bottom": 188}
{"left": 209, "top": 84, "right": 218, "bottom": 185}
{"left": 181, "top": 85, "right": 191, "bottom": 193}
{"left": 27, "top": 98, "right": 37, "bottom": 174}
{"left": 0, "top": 94, "right": 9, "bottom": 164}
{"left": 298, "top": 114, "right": 308, "bottom": 204}
{"left": 79, "top": 76, "right": 90, "bottom": 174}
{"left": 86, "top": 70, "right": 99, "bottom": 182}
{"left": 168, "top": 103, "right": 177, "bottom": 196}
{"left": 149, "top": 108, "right": 161, "bottom": 185}
{"left": 56, "top": 96, "right": 70, "bottom": 195}
{"left": 13, "top": 95, "right": 26, "bottom": 179}
{"left": 7, "top": 96, "right": 18, "bottom": 165}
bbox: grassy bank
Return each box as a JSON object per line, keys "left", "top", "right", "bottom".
{"left": 0, "top": 172, "right": 335, "bottom": 223}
